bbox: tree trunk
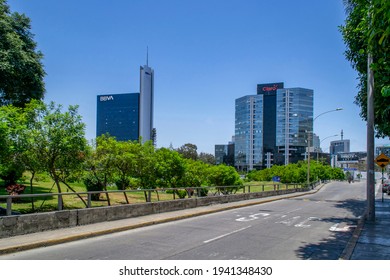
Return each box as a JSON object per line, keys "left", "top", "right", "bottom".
{"left": 29, "top": 171, "right": 35, "bottom": 211}
{"left": 54, "top": 177, "right": 63, "bottom": 209}
{"left": 103, "top": 175, "right": 111, "bottom": 206}
{"left": 61, "top": 180, "right": 88, "bottom": 207}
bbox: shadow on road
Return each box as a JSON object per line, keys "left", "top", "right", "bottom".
{"left": 295, "top": 198, "right": 366, "bottom": 260}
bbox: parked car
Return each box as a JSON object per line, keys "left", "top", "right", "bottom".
{"left": 382, "top": 180, "right": 390, "bottom": 194}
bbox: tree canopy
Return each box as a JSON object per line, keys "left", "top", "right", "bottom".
{"left": 0, "top": 0, "right": 45, "bottom": 107}
{"left": 340, "top": 0, "right": 390, "bottom": 137}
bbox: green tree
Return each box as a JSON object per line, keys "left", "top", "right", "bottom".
{"left": 0, "top": 0, "right": 45, "bottom": 107}
{"left": 84, "top": 135, "right": 118, "bottom": 203}
{"left": 198, "top": 152, "right": 216, "bottom": 165}
{"left": 181, "top": 159, "right": 209, "bottom": 188}
{"left": 154, "top": 148, "right": 185, "bottom": 189}
{"left": 33, "top": 102, "right": 88, "bottom": 207}
{"left": 0, "top": 104, "right": 25, "bottom": 185}
{"left": 208, "top": 165, "right": 243, "bottom": 194}
{"left": 177, "top": 143, "right": 198, "bottom": 160}
{"left": 340, "top": 0, "right": 390, "bottom": 137}
{"left": 185, "top": 159, "right": 211, "bottom": 196}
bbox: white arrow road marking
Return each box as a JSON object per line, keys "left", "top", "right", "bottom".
{"left": 203, "top": 226, "right": 252, "bottom": 244}
{"left": 236, "top": 213, "right": 270, "bottom": 222}
{"left": 329, "top": 223, "right": 354, "bottom": 232}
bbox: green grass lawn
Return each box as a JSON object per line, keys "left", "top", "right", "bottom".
{"left": 0, "top": 175, "right": 304, "bottom": 214}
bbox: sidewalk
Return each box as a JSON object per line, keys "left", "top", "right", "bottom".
{"left": 348, "top": 190, "right": 390, "bottom": 260}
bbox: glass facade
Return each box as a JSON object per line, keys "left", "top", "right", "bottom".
{"left": 257, "top": 83, "right": 284, "bottom": 158}
{"left": 235, "top": 95, "right": 263, "bottom": 170}
{"left": 276, "top": 88, "right": 313, "bottom": 164}
{"left": 96, "top": 93, "right": 140, "bottom": 141}
{"left": 215, "top": 143, "right": 235, "bottom": 166}
{"left": 330, "top": 140, "right": 350, "bottom": 155}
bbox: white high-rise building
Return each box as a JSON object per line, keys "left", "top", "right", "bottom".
{"left": 139, "top": 62, "right": 154, "bottom": 143}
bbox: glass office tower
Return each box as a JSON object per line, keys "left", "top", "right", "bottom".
{"left": 96, "top": 93, "right": 140, "bottom": 141}
{"left": 235, "top": 95, "right": 264, "bottom": 170}
{"left": 276, "top": 88, "right": 314, "bottom": 165}
{"left": 257, "top": 83, "right": 284, "bottom": 157}
{"left": 235, "top": 83, "right": 313, "bottom": 169}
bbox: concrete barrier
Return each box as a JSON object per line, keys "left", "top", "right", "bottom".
{"left": 0, "top": 211, "right": 78, "bottom": 238}
{"left": 0, "top": 188, "right": 305, "bottom": 238}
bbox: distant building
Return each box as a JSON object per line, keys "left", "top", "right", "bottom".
{"left": 312, "top": 133, "right": 320, "bottom": 153}
{"left": 330, "top": 130, "right": 350, "bottom": 155}
{"left": 215, "top": 142, "right": 235, "bottom": 166}
{"left": 329, "top": 131, "right": 350, "bottom": 167}
{"left": 139, "top": 63, "right": 154, "bottom": 142}
{"left": 275, "top": 87, "right": 314, "bottom": 165}
{"left": 235, "top": 94, "right": 264, "bottom": 170}
{"left": 234, "top": 83, "right": 314, "bottom": 170}
{"left": 96, "top": 93, "right": 140, "bottom": 141}
{"left": 376, "top": 144, "right": 390, "bottom": 157}
{"left": 96, "top": 58, "right": 154, "bottom": 143}
{"left": 258, "top": 82, "right": 285, "bottom": 166}
{"left": 336, "top": 151, "right": 367, "bottom": 171}
{"left": 330, "top": 140, "right": 350, "bottom": 155}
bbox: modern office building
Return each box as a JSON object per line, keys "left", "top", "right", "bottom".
{"left": 235, "top": 94, "right": 264, "bottom": 170}
{"left": 96, "top": 93, "right": 140, "bottom": 141}
{"left": 276, "top": 87, "right": 314, "bottom": 165}
{"left": 139, "top": 63, "right": 154, "bottom": 142}
{"left": 329, "top": 131, "right": 350, "bottom": 167}
{"left": 330, "top": 138, "right": 350, "bottom": 155}
{"left": 257, "top": 83, "right": 284, "bottom": 162}
{"left": 96, "top": 58, "right": 154, "bottom": 143}
{"left": 312, "top": 133, "right": 321, "bottom": 153}
{"left": 215, "top": 142, "right": 235, "bottom": 166}
{"left": 234, "top": 83, "right": 313, "bottom": 170}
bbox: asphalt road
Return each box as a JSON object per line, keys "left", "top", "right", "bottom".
{"left": 1, "top": 181, "right": 367, "bottom": 260}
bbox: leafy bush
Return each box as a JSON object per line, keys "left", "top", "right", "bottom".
{"left": 175, "top": 189, "right": 187, "bottom": 199}
{"left": 83, "top": 174, "right": 104, "bottom": 201}
{"left": 208, "top": 165, "right": 242, "bottom": 187}
{"left": 115, "top": 177, "right": 130, "bottom": 190}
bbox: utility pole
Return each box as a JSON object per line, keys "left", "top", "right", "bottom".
{"left": 366, "top": 0, "right": 375, "bottom": 222}
{"left": 367, "top": 52, "right": 375, "bottom": 222}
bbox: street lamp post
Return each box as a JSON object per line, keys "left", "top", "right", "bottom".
{"left": 307, "top": 108, "right": 343, "bottom": 187}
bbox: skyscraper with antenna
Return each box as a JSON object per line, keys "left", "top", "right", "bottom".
{"left": 139, "top": 48, "right": 154, "bottom": 143}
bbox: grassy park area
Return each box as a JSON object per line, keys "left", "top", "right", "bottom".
{"left": 0, "top": 174, "right": 301, "bottom": 215}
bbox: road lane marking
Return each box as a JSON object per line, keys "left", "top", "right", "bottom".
{"left": 236, "top": 213, "right": 270, "bottom": 222}
{"left": 329, "top": 223, "right": 354, "bottom": 232}
{"left": 276, "top": 216, "right": 301, "bottom": 226}
{"left": 203, "top": 226, "right": 252, "bottom": 244}
{"left": 295, "top": 217, "right": 320, "bottom": 228}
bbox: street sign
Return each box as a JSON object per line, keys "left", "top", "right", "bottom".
{"left": 272, "top": 176, "right": 281, "bottom": 182}
{"left": 375, "top": 153, "right": 390, "bottom": 168}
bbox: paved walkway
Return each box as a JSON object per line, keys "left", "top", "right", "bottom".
{"left": 349, "top": 190, "right": 390, "bottom": 259}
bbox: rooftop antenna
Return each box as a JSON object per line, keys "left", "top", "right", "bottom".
{"left": 341, "top": 129, "right": 344, "bottom": 140}
{"left": 146, "top": 46, "right": 149, "bottom": 66}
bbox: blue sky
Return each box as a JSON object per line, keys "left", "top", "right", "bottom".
{"left": 8, "top": 0, "right": 389, "bottom": 154}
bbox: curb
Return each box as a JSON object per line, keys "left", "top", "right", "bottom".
{"left": 339, "top": 210, "right": 367, "bottom": 260}
{"left": 0, "top": 186, "right": 324, "bottom": 255}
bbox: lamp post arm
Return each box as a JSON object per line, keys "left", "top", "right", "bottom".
{"left": 314, "top": 108, "right": 343, "bottom": 122}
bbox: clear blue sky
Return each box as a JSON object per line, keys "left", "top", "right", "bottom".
{"left": 8, "top": 0, "right": 389, "bottom": 154}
